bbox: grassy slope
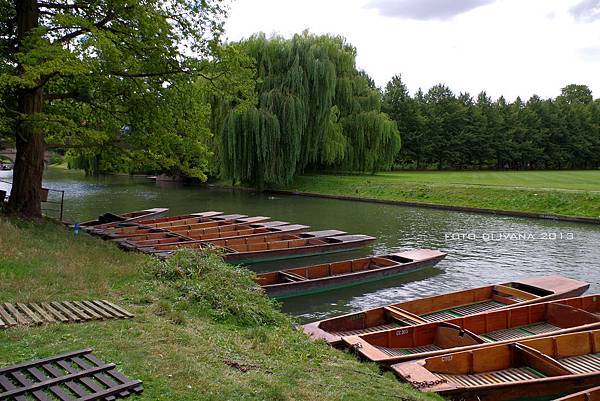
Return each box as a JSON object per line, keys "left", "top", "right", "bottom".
{"left": 279, "top": 171, "right": 600, "bottom": 218}
{"left": 0, "top": 218, "right": 438, "bottom": 401}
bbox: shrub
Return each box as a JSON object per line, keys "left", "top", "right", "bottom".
{"left": 146, "top": 248, "right": 289, "bottom": 327}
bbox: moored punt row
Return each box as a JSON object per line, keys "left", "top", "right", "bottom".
{"left": 119, "top": 222, "right": 309, "bottom": 251}
{"left": 303, "top": 276, "right": 590, "bottom": 347}
{"left": 343, "top": 294, "right": 600, "bottom": 365}
{"left": 255, "top": 249, "right": 447, "bottom": 299}
{"left": 80, "top": 208, "right": 378, "bottom": 264}
{"left": 79, "top": 207, "right": 168, "bottom": 232}
{"left": 392, "top": 329, "right": 600, "bottom": 401}
{"left": 98, "top": 212, "right": 254, "bottom": 239}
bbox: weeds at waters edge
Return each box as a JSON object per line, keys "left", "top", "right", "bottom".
{"left": 145, "top": 249, "right": 287, "bottom": 327}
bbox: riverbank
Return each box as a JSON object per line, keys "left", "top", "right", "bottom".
{"left": 0, "top": 218, "right": 437, "bottom": 401}
{"left": 271, "top": 171, "right": 600, "bottom": 222}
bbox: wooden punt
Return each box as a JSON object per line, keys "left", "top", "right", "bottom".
{"left": 114, "top": 210, "right": 224, "bottom": 228}
{"left": 255, "top": 249, "right": 447, "bottom": 299}
{"left": 156, "top": 230, "right": 376, "bottom": 263}
{"left": 392, "top": 329, "right": 600, "bottom": 401}
{"left": 79, "top": 207, "right": 168, "bottom": 233}
{"left": 553, "top": 385, "right": 600, "bottom": 401}
{"left": 101, "top": 213, "right": 263, "bottom": 239}
{"left": 116, "top": 220, "right": 290, "bottom": 246}
{"left": 342, "top": 294, "right": 600, "bottom": 366}
{"left": 303, "top": 276, "right": 589, "bottom": 347}
{"left": 131, "top": 223, "right": 310, "bottom": 253}
{"left": 111, "top": 217, "right": 280, "bottom": 245}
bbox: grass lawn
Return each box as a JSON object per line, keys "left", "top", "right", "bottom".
{"left": 378, "top": 170, "right": 600, "bottom": 192}
{"left": 278, "top": 171, "right": 600, "bottom": 219}
{"left": 0, "top": 218, "right": 438, "bottom": 401}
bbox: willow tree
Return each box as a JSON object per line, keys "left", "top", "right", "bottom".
{"left": 0, "top": 0, "right": 251, "bottom": 218}
{"left": 218, "top": 32, "right": 401, "bottom": 187}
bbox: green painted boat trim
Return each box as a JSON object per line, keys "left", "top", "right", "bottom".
{"left": 226, "top": 247, "right": 364, "bottom": 266}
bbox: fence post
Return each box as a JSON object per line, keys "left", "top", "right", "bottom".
{"left": 60, "top": 190, "right": 65, "bottom": 222}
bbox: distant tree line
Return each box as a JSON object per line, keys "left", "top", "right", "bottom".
{"left": 383, "top": 76, "right": 600, "bottom": 170}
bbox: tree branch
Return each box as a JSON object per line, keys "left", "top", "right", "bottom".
{"left": 59, "top": 11, "right": 116, "bottom": 43}
{"left": 37, "top": 2, "right": 82, "bottom": 11}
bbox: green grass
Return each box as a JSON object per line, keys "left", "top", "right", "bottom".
{"left": 0, "top": 218, "right": 438, "bottom": 401}
{"left": 277, "top": 171, "right": 600, "bottom": 219}
{"left": 378, "top": 170, "right": 600, "bottom": 192}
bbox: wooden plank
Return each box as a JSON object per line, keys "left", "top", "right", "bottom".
{"left": 73, "top": 356, "right": 118, "bottom": 401}
{"left": 0, "top": 374, "right": 27, "bottom": 401}
{"left": 68, "top": 357, "right": 107, "bottom": 397}
{"left": 100, "top": 300, "right": 134, "bottom": 318}
{"left": 11, "top": 370, "right": 51, "bottom": 401}
{"left": 43, "top": 362, "right": 89, "bottom": 399}
{"left": 0, "top": 350, "right": 92, "bottom": 375}
{"left": 41, "top": 303, "right": 68, "bottom": 323}
{"left": 72, "top": 301, "right": 102, "bottom": 320}
{"left": 93, "top": 300, "right": 131, "bottom": 319}
{"left": 1, "top": 363, "right": 115, "bottom": 398}
{"left": 50, "top": 302, "right": 80, "bottom": 322}
{"left": 16, "top": 303, "right": 44, "bottom": 325}
{"left": 28, "top": 366, "right": 73, "bottom": 401}
{"left": 28, "top": 303, "right": 55, "bottom": 323}
{"left": 0, "top": 304, "right": 16, "bottom": 327}
{"left": 62, "top": 301, "right": 92, "bottom": 320}
{"left": 85, "top": 353, "right": 139, "bottom": 397}
{"left": 3, "top": 303, "right": 29, "bottom": 325}
{"left": 77, "top": 380, "right": 143, "bottom": 401}
{"left": 81, "top": 301, "right": 114, "bottom": 319}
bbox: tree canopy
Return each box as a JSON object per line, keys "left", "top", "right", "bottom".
{"left": 1, "top": 0, "right": 253, "bottom": 216}
{"left": 217, "top": 32, "right": 401, "bottom": 187}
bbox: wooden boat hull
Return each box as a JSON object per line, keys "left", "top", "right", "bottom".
{"left": 130, "top": 223, "right": 309, "bottom": 253}
{"left": 343, "top": 294, "right": 600, "bottom": 366}
{"left": 80, "top": 208, "right": 168, "bottom": 233}
{"left": 553, "top": 385, "right": 600, "bottom": 401}
{"left": 220, "top": 234, "right": 376, "bottom": 264}
{"left": 303, "top": 275, "right": 590, "bottom": 347}
{"left": 115, "top": 220, "right": 291, "bottom": 246}
{"left": 101, "top": 212, "right": 250, "bottom": 239}
{"left": 258, "top": 249, "right": 447, "bottom": 299}
{"left": 392, "top": 329, "right": 600, "bottom": 401}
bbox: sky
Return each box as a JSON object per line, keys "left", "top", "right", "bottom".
{"left": 224, "top": 0, "right": 600, "bottom": 101}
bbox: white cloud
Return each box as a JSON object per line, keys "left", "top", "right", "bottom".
{"left": 365, "top": 0, "right": 495, "bottom": 21}
{"left": 570, "top": 0, "right": 600, "bottom": 22}
{"left": 225, "top": 0, "right": 600, "bottom": 100}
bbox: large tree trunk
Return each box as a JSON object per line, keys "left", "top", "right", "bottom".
{"left": 6, "top": 0, "right": 44, "bottom": 218}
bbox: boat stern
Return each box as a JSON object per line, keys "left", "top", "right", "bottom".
{"left": 517, "top": 275, "right": 590, "bottom": 299}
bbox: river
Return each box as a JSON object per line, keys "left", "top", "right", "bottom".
{"left": 9, "top": 167, "right": 600, "bottom": 323}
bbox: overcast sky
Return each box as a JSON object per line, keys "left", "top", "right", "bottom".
{"left": 224, "top": 0, "right": 600, "bottom": 101}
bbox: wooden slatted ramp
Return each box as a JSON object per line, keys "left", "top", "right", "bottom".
{"left": 0, "top": 349, "right": 142, "bottom": 400}
{"left": 0, "top": 300, "right": 133, "bottom": 329}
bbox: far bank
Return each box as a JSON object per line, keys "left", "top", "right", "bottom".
{"left": 269, "top": 171, "right": 600, "bottom": 223}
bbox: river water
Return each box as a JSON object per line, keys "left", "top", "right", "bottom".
{"left": 12, "top": 168, "right": 600, "bottom": 323}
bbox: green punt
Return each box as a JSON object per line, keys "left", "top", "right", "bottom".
{"left": 156, "top": 230, "right": 376, "bottom": 264}
{"left": 255, "top": 249, "right": 447, "bottom": 299}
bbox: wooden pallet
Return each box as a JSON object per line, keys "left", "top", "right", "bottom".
{"left": 0, "top": 300, "right": 133, "bottom": 329}
{"left": 0, "top": 348, "right": 142, "bottom": 400}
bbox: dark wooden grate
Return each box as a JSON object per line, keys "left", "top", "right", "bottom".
{"left": 0, "top": 301, "right": 133, "bottom": 329}
{"left": 0, "top": 349, "right": 143, "bottom": 400}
